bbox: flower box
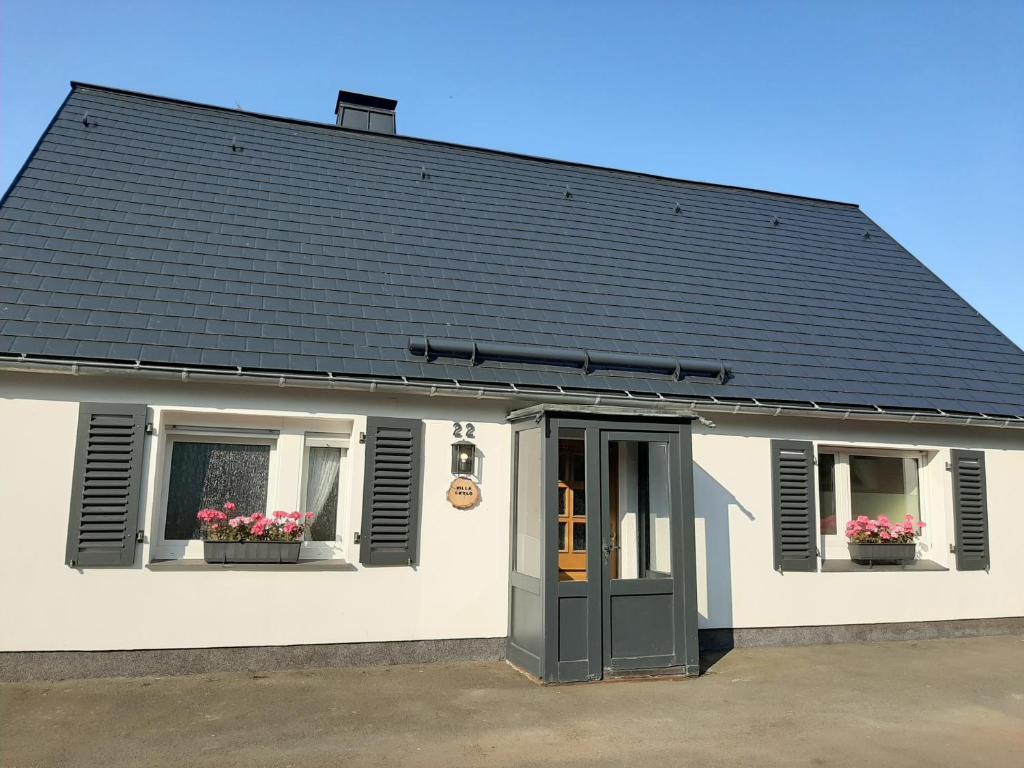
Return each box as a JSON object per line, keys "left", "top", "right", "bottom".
{"left": 196, "top": 503, "right": 315, "bottom": 565}
{"left": 848, "top": 542, "right": 917, "bottom": 565}
{"left": 203, "top": 540, "right": 301, "bottom": 564}
{"left": 845, "top": 514, "right": 924, "bottom": 565}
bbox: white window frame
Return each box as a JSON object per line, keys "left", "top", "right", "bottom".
{"left": 298, "top": 433, "right": 351, "bottom": 560}
{"left": 153, "top": 430, "right": 280, "bottom": 561}
{"left": 150, "top": 416, "right": 354, "bottom": 563}
{"left": 817, "top": 446, "right": 933, "bottom": 562}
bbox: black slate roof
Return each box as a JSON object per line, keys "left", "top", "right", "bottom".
{"left": 1, "top": 83, "right": 1023, "bottom": 417}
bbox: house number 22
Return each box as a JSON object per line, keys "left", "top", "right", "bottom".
{"left": 453, "top": 422, "right": 475, "bottom": 439}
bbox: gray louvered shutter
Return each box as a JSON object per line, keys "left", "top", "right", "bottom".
{"left": 951, "top": 449, "right": 990, "bottom": 571}
{"left": 359, "top": 417, "right": 423, "bottom": 566}
{"left": 65, "top": 403, "right": 147, "bottom": 567}
{"left": 771, "top": 440, "right": 818, "bottom": 572}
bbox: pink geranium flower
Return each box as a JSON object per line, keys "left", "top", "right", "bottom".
{"left": 224, "top": 502, "right": 236, "bottom": 512}
{"left": 198, "top": 501, "right": 309, "bottom": 542}
{"left": 846, "top": 513, "right": 923, "bottom": 545}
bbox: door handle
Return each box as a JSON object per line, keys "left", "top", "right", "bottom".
{"left": 602, "top": 543, "right": 620, "bottom": 561}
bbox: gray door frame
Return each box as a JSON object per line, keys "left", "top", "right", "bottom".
{"left": 536, "top": 415, "right": 699, "bottom": 682}
{"left": 599, "top": 429, "right": 689, "bottom": 673}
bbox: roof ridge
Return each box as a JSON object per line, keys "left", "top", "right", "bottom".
{"left": 69, "top": 81, "right": 860, "bottom": 210}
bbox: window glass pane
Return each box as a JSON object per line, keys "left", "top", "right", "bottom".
{"left": 165, "top": 442, "right": 270, "bottom": 540}
{"left": 818, "top": 453, "right": 837, "bottom": 535}
{"left": 610, "top": 440, "right": 672, "bottom": 579}
{"left": 513, "top": 428, "right": 542, "bottom": 578}
{"left": 850, "top": 455, "right": 920, "bottom": 523}
{"left": 558, "top": 521, "right": 567, "bottom": 551}
{"left": 571, "top": 451, "right": 585, "bottom": 482}
{"left": 305, "top": 446, "right": 341, "bottom": 541}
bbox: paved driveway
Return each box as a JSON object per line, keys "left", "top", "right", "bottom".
{"left": 3, "top": 635, "right": 1024, "bottom": 767}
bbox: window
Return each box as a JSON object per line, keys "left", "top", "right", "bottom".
{"left": 513, "top": 427, "right": 543, "bottom": 579}
{"left": 849, "top": 455, "right": 921, "bottom": 524}
{"left": 165, "top": 439, "right": 273, "bottom": 540}
{"left": 153, "top": 418, "right": 352, "bottom": 561}
{"left": 817, "top": 448, "right": 928, "bottom": 560}
{"left": 300, "top": 435, "right": 349, "bottom": 557}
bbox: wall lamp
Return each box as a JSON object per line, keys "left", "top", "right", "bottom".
{"left": 451, "top": 440, "right": 476, "bottom": 476}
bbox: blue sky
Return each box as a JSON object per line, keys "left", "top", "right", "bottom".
{"left": 3, "top": 1, "right": 1022, "bottom": 346}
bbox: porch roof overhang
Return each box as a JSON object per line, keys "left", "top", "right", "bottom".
{"left": 507, "top": 402, "right": 698, "bottom": 424}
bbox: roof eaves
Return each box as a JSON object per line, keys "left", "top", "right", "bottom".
{"left": 4, "top": 352, "right": 1022, "bottom": 425}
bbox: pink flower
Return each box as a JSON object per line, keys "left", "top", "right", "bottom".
{"left": 917, "top": 521, "right": 926, "bottom": 528}
{"left": 273, "top": 511, "right": 286, "bottom": 519}
{"left": 880, "top": 531, "right": 891, "bottom": 540}
{"left": 305, "top": 512, "right": 315, "bottom": 520}
{"left": 228, "top": 517, "right": 244, "bottom": 528}
{"left": 284, "top": 522, "right": 298, "bottom": 534}
{"left": 287, "top": 511, "right": 301, "bottom": 521}
{"left": 224, "top": 502, "right": 236, "bottom": 512}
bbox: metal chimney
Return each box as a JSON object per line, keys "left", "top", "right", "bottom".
{"left": 335, "top": 90, "right": 398, "bottom": 134}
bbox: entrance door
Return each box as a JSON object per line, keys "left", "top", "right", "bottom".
{"left": 600, "top": 431, "right": 688, "bottom": 674}
{"left": 545, "top": 418, "right": 698, "bottom": 683}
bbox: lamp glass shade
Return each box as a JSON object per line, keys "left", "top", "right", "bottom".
{"left": 451, "top": 442, "right": 476, "bottom": 475}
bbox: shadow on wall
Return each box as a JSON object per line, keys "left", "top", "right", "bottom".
{"left": 693, "top": 462, "right": 755, "bottom": 655}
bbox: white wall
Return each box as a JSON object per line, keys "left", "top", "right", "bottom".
{"left": 691, "top": 414, "right": 1024, "bottom": 629}
{"left": 2, "top": 369, "right": 1022, "bottom": 653}
{"left": 0, "top": 371, "right": 512, "bottom": 652}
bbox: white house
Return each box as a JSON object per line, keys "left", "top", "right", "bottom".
{"left": 1, "top": 84, "right": 1021, "bottom": 682}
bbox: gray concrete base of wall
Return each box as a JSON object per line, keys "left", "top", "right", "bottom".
{"left": 698, "top": 616, "right": 1024, "bottom": 651}
{"left": 4, "top": 617, "right": 1023, "bottom": 682}
{"left": 0, "top": 637, "right": 508, "bottom": 683}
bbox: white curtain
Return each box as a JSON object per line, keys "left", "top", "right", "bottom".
{"left": 306, "top": 447, "right": 340, "bottom": 522}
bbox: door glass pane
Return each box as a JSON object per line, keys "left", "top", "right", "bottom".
{"left": 513, "top": 428, "right": 542, "bottom": 578}
{"left": 304, "top": 446, "right": 341, "bottom": 541}
{"left": 818, "top": 453, "right": 837, "bottom": 535}
{"left": 165, "top": 441, "right": 271, "bottom": 540}
{"left": 557, "top": 433, "right": 587, "bottom": 582}
{"left": 608, "top": 440, "right": 672, "bottom": 579}
{"left": 573, "top": 521, "right": 586, "bottom": 551}
{"left": 850, "top": 455, "right": 921, "bottom": 523}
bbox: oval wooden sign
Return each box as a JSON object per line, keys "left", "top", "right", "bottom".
{"left": 447, "top": 477, "right": 481, "bottom": 509}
